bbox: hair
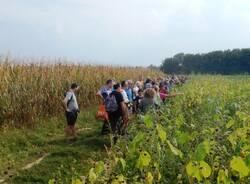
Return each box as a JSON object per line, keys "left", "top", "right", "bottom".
{"left": 135, "top": 81, "right": 141, "bottom": 87}
{"left": 113, "top": 83, "right": 121, "bottom": 90}
{"left": 106, "top": 79, "right": 113, "bottom": 85}
{"left": 144, "top": 88, "right": 156, "bottom": 99}
{"left": 154, "top": 85, "right": 159, "bottom": 92}
{"left": 71, "top": 83, "right": 78, "bottom": 89}
{"left": 138, "top": 89, "right": 144, "bottom": 93}
{"left": 145, "top": 78, "right": 152, "bottom": 84}
{"left": 121, "top": 80, "right": 127, "bottom": 87}
{"left": 127, "top": 80, "right": 133, "bottom": 84}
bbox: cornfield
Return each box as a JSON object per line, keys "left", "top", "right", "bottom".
{"left": 0, "top": 58, "right": 164, "bottom": 126}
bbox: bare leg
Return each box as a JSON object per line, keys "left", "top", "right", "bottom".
{"left": 65, "top": 126, "right": 71, "bottom": 138}
{"left": 65, "top": 125, "right": 76, "bottom": 139}
{"left": 70, "top": 125, "right": 76, "bottom": 139}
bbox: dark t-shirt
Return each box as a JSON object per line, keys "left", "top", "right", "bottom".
{"left": 134, "top": 96, "right": 143, "bottom": 109}
{"left": 110, "top": 91, "right": 124, "bottom": 116}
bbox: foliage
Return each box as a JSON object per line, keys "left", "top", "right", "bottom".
{"left": 62, "top": 75, "right": 250, "bottom": 184}
{"left": 161, "top": 48, "right": 250, "bottom": 74}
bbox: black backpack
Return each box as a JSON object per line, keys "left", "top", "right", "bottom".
{"left": 64, "top": 92, "right": 73, "bottom": 106}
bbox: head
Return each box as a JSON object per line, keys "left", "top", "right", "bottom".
{"left": 113, "top": 83, "right": 121, "bottom": 92}
{"left": 71, "top": 83, "right": 79, "bottom": 92}
{"left": 145, "top": 78, "right": 152, "bottom": 84}
{"left": 135, "top": 81, "right": 142, "bottom": 88}
{"left": 121, "top": 80, "right": 128, "bottom": 89}
{"left": 159, "top": 83, "right": 165, "bottom": 89}
{"left": 127, "top": 80, "right": 133, "bottom": 88}
{"left": 138, "top": 89, "right": 144, "bottom": 96}
{"left": 154, "top": 85, "right": 160, "bottom": 93}
{"left": 106, "top": 79, "right": 114, "bottom": 89}
{"left": 144, "top": 88, "right": 156, "bottom": 99}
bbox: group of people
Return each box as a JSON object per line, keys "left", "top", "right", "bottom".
{"left": 96, "top": 76, "right": 187, "bottom": 141}
{"left": 62, "top": 75, "right": 187, "bottom": 142}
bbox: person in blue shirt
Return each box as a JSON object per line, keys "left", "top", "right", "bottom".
{"left": 97, "top": 79, "right": 114, "bottom": 100}
{"left": 125, "top": 80, "right": 134, "bottom": 102}
{"left": 121, "top": 81, "right": 129, "bottom": 103}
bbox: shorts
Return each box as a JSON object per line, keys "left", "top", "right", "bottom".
{"left": 65, "top": 110, "right": 78, "bottom": 126}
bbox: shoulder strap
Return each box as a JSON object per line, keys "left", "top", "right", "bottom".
{"left": 67, "top": 93, "right": 74, "bottom": 106}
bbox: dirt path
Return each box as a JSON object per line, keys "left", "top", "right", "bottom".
{"left": 0, "top": 108, "right": 107, "bottom": 183}
{"left": 0, "top": 153, "right": 51, "bottom": 184}
{"left": 22, "top": 153, "right": 50, "bottom": 170}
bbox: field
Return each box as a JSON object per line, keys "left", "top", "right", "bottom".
{"left": 0, "top": 61, "right": 162, "bottom": 127}
{"left": 0, "top": 61, "right": 163, "bottom": 183}
{"left": 51, "top": 75, "right": 249, "bottom": 184}
{"left": 1, "top": 68, "right": 250, "bottom": 183}
{"left": 0, "top": 108, "right": 108, "bottom": 183}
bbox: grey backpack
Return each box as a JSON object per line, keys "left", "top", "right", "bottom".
{"left": 105, "top": 94, "right": 118, "bottom": 112}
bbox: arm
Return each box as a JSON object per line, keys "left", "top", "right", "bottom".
{"left": 120, "top": 101, "right": 129, "bottom": 126}
{"left": 63, "top": 96, "right": 70, "bottom": 112}
{"left": 96, "top": 91, "right": 104, "bottom": 99}
{"left": 63, "top": 92, "right": 74, "bottom": 111}
{"left": 166, "top": 92, "right": 184, "bottom": 98}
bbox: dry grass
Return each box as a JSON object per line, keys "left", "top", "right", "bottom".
{"left": 0, "top": 58, "right": 164, "bottom": 126}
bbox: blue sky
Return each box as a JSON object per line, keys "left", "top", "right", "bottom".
{"left": 0, "top": 0, "right": 250, "bottom": 66}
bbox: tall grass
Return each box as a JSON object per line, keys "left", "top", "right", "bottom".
{"left": 0, "top": 58, "right": 164, "bottom": 126}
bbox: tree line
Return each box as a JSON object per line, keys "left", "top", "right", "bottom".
{"left": 160, "top": 48, "right": 250, "bottom": 74}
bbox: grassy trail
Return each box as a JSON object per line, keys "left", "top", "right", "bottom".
{"left": 0, "top": 107, "right": 109, "bottom": 184}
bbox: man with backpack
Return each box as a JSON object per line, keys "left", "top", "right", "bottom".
{"left": 105, "top": 83, "right": 128, "bottom": 143}
{"left": 63, "top": 83, "right": 80, "bottom": 141}
{"left": 96, "top": 79, "right": 114, "bottom": 135}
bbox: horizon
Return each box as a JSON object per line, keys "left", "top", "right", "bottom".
{"left": 1, "top": 47, "right": 250, "bottom": 67}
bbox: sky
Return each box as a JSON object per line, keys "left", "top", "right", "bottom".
{"left": 0, "top": 0, "right": 250, "bottom": 66}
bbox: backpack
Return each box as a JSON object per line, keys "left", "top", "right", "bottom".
{"left": 64, "top": 92, "right": 73, "bottom": 107}
{"left": 105, "top": 93, "right": 118, "bottom": 112}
